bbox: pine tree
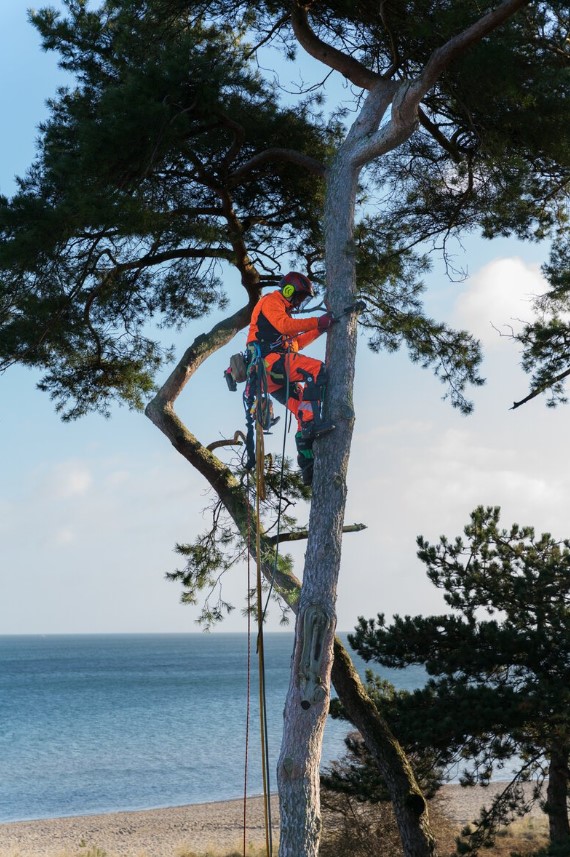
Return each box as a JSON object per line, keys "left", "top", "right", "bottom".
{"left": 0, "top": 3, "right": 568, "bottom": 855}
{"left": 350, "top": 505, "right": 570, "bottom": 851}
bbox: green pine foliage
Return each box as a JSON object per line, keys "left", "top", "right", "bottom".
{"left": 0, "top": 0, "right": 332, "bottom": 416}
{"left": 0, "top": 1, "right": 568, "bottom": 417}
{"left": 166, "top": 455, "right": 307, "bottom": 627}
{"left": 346, "top": 506, "right": 570, "bottom": 852}
{"left": 513, "top": 232, "right": 570, "bottom": 407}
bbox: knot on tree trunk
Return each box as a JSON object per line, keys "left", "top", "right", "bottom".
{"left": 405, "top": 791, "right": 427, "bottom": 818}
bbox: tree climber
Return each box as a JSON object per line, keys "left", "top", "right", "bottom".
{"left": 247, "top": 272, "right": 336, "bottom": 485}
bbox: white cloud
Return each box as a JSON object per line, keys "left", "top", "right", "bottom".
{"left": 454, "top": 257, "right": 548, "bottom": 347}
{"left": 42, "top": 461, "right": 93, "bottom": 499}
{"left": 52, "top": 527, "right": 75, "bottom": 546}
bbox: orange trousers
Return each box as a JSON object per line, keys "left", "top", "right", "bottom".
{"left": 264, "top": 352, "right": 323, "bottom": 430}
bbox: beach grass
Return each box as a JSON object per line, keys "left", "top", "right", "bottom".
{"left": 0, "top": 823, "right": 552, "bottom": 857}
{"left": 460, "top": 815, "right": 549, "bottom": 857}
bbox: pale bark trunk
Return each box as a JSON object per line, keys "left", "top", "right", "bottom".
{"left": 146, "top": 370, "right": 433, "bottom": 857}
{"left": 546, "top": 743, "right": 570, "bottom": 844}
{"left": 146, "top": 295, "right": 437, "bottom": 857}
{"left": 275, "top": 121, "right": 358, "bottom": 857}
{"left": 276, "top": 79, "right": 438, "bottom": 857}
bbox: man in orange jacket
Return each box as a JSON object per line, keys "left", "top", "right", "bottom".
{"left": 247, "top": 271, "right": 336, "bottom": 484}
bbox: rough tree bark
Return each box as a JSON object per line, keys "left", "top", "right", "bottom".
{"left": 546, "top": 743, "right": 570, "bottom": 844}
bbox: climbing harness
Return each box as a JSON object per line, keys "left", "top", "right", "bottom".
{"left": 224, "top": 343, "right": 280, "bottom": 471}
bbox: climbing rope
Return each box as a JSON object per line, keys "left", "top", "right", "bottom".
{"left": 242, "top": 347, "right": 295, "bottom": 857}
{"left": 261, "top": 360, "right": 290, "bottom": 624}
{"left": 255, "top": 451, "right": 273, "bottom": 856}
{"left": 243, "top": 473, "right": 252, "bottom": 857}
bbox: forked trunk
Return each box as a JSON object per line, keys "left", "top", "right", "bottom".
{"left": 276, "top": 82, "right": 437, "bottom": 856}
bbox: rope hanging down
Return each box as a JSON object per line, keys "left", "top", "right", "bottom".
{"left": 242, "top": 345, "right": 295, "bottom": 857}
{"left": 244, "top": 463, "right": 273, "bottom": 857}
{"left": 255, "top": 433, "right": 273, "bottom": 857}
{"left": 243, "top": 479, "right": 252, "bottom": 857}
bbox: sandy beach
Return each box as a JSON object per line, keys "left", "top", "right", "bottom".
{"left": 0, "top": 783, "right": 545, "bottom": 857}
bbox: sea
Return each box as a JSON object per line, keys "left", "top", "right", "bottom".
{"left": 0, "top": 633, "right": 427, "bottom": 823}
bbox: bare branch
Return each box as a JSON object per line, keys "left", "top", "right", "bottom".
{"left": 207, "top": 430, "right": 247, "bottom": 451}
{"left": 148, "top": 302, "right": 255, "bottom": 408}
{"left": 266, "top": 522, "right": 367, "bottom": 545}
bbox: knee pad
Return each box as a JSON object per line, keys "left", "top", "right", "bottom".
{"left": 303, "top": 374, "right": 327, "bottom": 404}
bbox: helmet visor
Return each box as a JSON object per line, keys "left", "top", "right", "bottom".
{"left": 291, "top": 294, "right": 313, "bottom": 313}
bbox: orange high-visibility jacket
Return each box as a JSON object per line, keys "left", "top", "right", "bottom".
{"left": 247, "top": 290, "right": 320, "bottom": 356}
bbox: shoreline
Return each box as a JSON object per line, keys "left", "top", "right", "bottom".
{"left": 0, "top": 784, "right": 544, "bottom": 857}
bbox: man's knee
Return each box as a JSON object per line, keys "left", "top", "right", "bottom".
{"left": 302, "top": 366, "right": 328, "bottom": 402}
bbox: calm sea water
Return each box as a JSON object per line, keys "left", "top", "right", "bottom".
{"left": 0, "top": 633, "right": 426, "bottom": 823}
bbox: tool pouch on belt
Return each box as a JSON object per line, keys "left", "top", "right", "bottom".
{"left": 223, "top": 352, "right": 248, "bottom": 391}
{"left": 230, "top": 352, "right": 247, "bottom": 382}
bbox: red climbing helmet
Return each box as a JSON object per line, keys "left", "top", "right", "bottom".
{"left": 279, "top": 272, "right": 315, "bottom": 309}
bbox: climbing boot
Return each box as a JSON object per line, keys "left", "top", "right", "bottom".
{"left": 300, "top": 420, "right": 335, "bottom": 441}
{"left": 297, "top": 453, "right": 314, "bottom": 486}
{"left": 295, "top": 431, "right": 315, "bottom": 486}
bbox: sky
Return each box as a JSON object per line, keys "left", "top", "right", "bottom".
{"left": 1, "top": 4, "right": 567, "bottom": 636}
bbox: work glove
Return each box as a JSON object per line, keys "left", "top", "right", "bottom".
{"left": 317, "top": 312, "right": 336, "bottom": 332}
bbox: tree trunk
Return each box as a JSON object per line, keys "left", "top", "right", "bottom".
{"left": 546, "top": 743, "right": 570, "bottom": 844}
{"left": 276, "top": 78, "right": 439, "bottom": 856}
{"left": 332, "top": 643, "right": 437, "bottom": 857}
{"left": 275, "top": 121, "right": 359, "bottom": 854}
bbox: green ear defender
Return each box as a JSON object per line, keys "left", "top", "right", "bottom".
{"left": 282, "top": 283, "right": 295, "bottom": 299}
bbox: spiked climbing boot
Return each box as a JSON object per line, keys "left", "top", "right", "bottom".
{"left": 301, "top": 420, "right": 335, "bottom": 440}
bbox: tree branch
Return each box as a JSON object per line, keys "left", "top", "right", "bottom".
{"left": 244, "top": 12, "right": 291, "bottom": 61}
{"left": 230, "top": 147, "right": 327, "bottom": 183}
{"left": 148, "top": 303, "right": 255, "bottom": 408}
{"left": 146, "top": 310, "right": 433, "bottom": 856}
{"left": 112, "top": 246, "right": 234, "bottom": 272}
{"left": 290, "top": 1, "right": 382, "bottom": 91}
{"left": 400, "top": 0, "right": 531, "bottom": 124}
{"left": 206, "top": 430, "right": 247, "bottom": 452}
{"left": 266, "top": 522, "right": 367, "bottom": 545}
{"left": 417, "top": 107, "right": 462, "bottom": 164}
{"left": 510, "top": 366, "right": 570, "bottom": 410}
{"left": 352, "top": 0, "right": 529, "bottom": 166}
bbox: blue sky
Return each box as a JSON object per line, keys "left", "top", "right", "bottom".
{"left": 1, "top": 4, "right": 567, "bottom": 635}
